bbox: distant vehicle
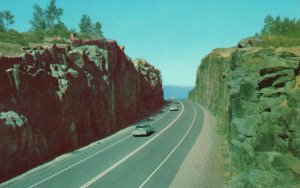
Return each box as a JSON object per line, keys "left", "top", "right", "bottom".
{"left": 132, "top": 121, "right": 154, "bottom": 136}
{"left": 146, "top": 117, "right": 154, "bottom": 121}
{"left": 170, "top": 105, "right": 178, "bottom": 111}
{"left": 174, "top": 100, "right": 179, "bottom": 104}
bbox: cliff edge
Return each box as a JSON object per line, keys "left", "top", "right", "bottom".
{"left": 0, "top": 39, "right": 164, "bottom": 182}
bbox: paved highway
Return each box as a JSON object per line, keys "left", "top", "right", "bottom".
{"left": 2, "top": 101, "right": 204, "bottom": 188}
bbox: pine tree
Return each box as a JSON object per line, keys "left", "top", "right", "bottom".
{"left": 261, "top": 15, "right": 274, "bottom": 35}
{"left": 272, "top": 16, "right": 282, "bottom": 36}
{"left": 94, "top": 21, "right": 103, "bottom": 36}
{"left": 0, "top": 15, "right": 4, "bottom": 32}
{"left": 79, "top": 14, "right": 103, "bottom": 36}
{"left": 29, "top": 4, "right": 46, "bottom": 31}
{"left": 0, "top": 10, "right": 15, "bottom": 31}
{"left": 260, "top": 15, "right": 300, "bottom": 37}
{"left": 29, "top": 0, "right": 65, "bottom": 32}
{"left": 45, "top": 0, "right": 63, "bottom": 31}
{"left": 79, "top": 15, "right": 93, "bottom": 33}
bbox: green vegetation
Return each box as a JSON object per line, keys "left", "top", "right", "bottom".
{"left": 29, "top": 4, "right": 47, "bottom": 31}
{"left": 0, "top": 110, "right": 27, "bottom": 127}
{"left": 0, "top": 0, "right": 104, "bottom": 50}
{"left": 261, "top": 15, "right": 300, "bottom": 37}
{"left": 29, "top": 0, "right": 65, "bottom": 32}
{"left": 0, "top": 42, "right": 22, "bottom": 56}
{"left": 259, "top": 15, "right": 300, "bottom": 47}
{"left": 0, "top": 30, "right": 68, "bottom": 46}
{"left": 79, "top": 15, "right": 103, "bottom": 36}
{"left": 0, "top": 10, "right": 15, "bottom": 32}
{"left": 260, "top": 35, "right": 300, "bottom": 48}
{"left": 79, "top": 15, "right": 93, "bottom": 34}
{"left": 94, "top": 21, "right": 103, "bottom": 36}
{"left": 189, "top": 14, "right": 300, "bottom": 187}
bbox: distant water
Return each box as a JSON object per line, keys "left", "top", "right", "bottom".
{"left": 163, "top": 85, "right": 194, "bottom": 100}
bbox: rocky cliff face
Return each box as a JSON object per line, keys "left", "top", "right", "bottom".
{"left": 189, "top": 45, "right": 300, "bottom": 187}
{"left": 0, "top": 39, "right": 163, "bottom": 182}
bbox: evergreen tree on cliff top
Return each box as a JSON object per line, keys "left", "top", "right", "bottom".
{"left": 0, "top": 10, "right": 15, "bottom": 32}
{"left": 261, "top": 15, "right": 300, "bottom": 37}
{"left": 45, "top": 0, "right": 64, "bottom": 31}
{"left": 261, "top": 15, "right": 274, "bottom": 35}
{"left": 29, "top": 4, "right": 46, "bottom": 31}
{"left": 0, "top": 13, "right": 4, "bottom": 32}
{"left": 79, "top": 14, "right": 103, "bottom": 37}
{"left": 79, "top": 15, "right": 93, "bottom": 34}
{"left": 94, "top": 21, "right": 103, "bottom": 36}
{"left": 29, "top": 0, "right": 66, "bottom": 32}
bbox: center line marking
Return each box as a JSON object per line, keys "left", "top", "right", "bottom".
{"left": 28, "top": 136, "right": 130, "bottom": 188}
{"left": 80, "top": 102, "right": 185, "bottom": 188}
{"left": 28, "top": 104, "right": 170, "bottom": 188}
{"left": 139, "top": 101, "right": 197, "bottom": 188}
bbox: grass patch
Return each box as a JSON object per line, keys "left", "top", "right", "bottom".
{"left": 0, "top": 30, "right": 104, "bottom": 55}
{"left": 0, "top": 30, "right": 103, "bottom": 47}
{"left": 260, "top": 35, "right": 300, "bottom": 48}
{"left": 0, "top": 42, "right": 23, "bottom": 56}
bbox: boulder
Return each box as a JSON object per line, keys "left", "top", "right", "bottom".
{"left": 237, "top": 37, "right": 264, "bottom": 48}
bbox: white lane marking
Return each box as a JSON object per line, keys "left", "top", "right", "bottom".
{"left": 139, "top": 102, "right": 197, "bottom": 188}
{"left": 28, "top": 136, "right": 130, "bottom": 188}
{"left": 80, "top": 102, "right": 185, "bottom": 188}
{"left": 28, "top": 105, "right": 170, "bottom": 188}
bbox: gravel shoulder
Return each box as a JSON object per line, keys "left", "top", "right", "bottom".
{"left": 170, "top": 105, "right": 228, "bottom": 188}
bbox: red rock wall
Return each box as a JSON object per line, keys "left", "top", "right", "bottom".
{"left": 0, "top": 39, "right": 164, "bottom": 182}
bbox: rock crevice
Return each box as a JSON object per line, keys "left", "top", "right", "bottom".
{"left": 189, "top": 46, "right": 300, "bottom": 187}
{"left": 0, "top": 39, "right": 164, "bottom": 182}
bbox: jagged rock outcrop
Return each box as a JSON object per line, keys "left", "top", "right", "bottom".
{"left": 0, "top": 39, "right": 164, "bottom": 182}
{"left": 237, "top": 37, "right": 264, "bottom": 48}
{"left": 189, "top": 45, "right": 300, "bottom": 187}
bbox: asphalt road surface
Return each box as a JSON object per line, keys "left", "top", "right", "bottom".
{"left": 2, "top": 100, "right": 204, "bottom": 188}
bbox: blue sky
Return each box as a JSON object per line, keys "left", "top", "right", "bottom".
{"left": 1, "top": 0, "right": 300, "bottom": 86}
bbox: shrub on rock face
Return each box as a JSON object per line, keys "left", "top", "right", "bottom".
{"left": 0, "top": 111, "right": 27, "bottom": 128}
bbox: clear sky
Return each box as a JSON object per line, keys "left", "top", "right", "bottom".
{"left": 1, "top": 0, "right": 300, "bottom": 86}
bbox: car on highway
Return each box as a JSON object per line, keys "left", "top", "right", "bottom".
{"left": 132, "top": 121, "right": 154, "bottom": 136}
{"left": 146, "top": 117, "right": 154, "bottom": 121}
{"left": 170, "top": 104, "right": 178, "bottom": 111}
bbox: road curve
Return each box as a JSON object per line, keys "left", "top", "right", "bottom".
{"left": 1, "top": 101, "right": 204, "bottom": 188}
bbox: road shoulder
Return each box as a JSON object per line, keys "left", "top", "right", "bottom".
{"left": 170, "top": 105, "right": 227, "bottom": 188}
